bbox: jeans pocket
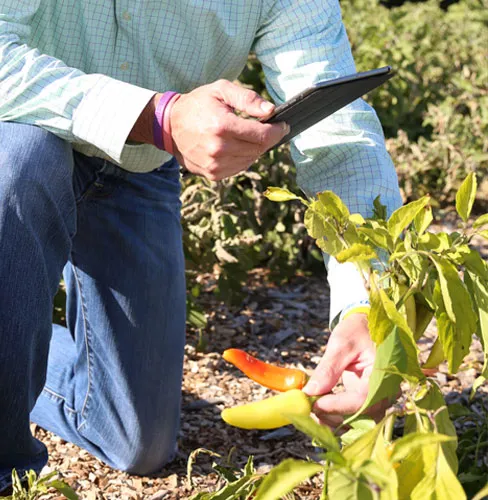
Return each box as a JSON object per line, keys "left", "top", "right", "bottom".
{"left": 73, "top": 154, "right": 120, "bottom": 204}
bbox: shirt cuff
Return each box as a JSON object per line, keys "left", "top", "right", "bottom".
{"left": 72, "top": 75, "right": 156, "bottom": 165}
{"left": 325, "top": 256, "right": 369, "bottom": 329}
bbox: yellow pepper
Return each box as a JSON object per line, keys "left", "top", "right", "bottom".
{"left": 221, "top": 389, "right": 312, "bottom": 430}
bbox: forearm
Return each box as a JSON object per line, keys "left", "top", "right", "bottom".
{"left": 0, "top": 8, "right": 156, "bottom": 164}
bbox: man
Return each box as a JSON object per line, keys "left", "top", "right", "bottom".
{"left": 0, "top": 0, "right": 402, "bottom": 491}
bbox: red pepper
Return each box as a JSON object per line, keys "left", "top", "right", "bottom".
{"left": 223, "top": 348, "right": 308, "bottom": 392}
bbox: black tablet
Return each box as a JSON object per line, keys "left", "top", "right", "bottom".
{"left": 262, "top": 66, "right": 394, "bottom": 148}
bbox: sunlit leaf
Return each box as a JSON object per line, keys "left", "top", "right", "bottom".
{"left": 404, "top": 384, "right": 458, "bottom": 474}
{"left": 423, "top": 337, "right": 445, "bottom": 370}
{"left": 317, "top": 191, "right": 350, "bottom": 220}
{"left": 413, "top": 201, "right": 433, "bottom": 235}
{"left": 263, "top": 186, "right": 301, "bottom": 202}
{"left": 349, "top": 213, "right": 366, "bottom": 225}
{"left": 387, "top": 196, "right": 430, "bottom": 243}
{"left": 304, "top": 203, "right": 327, "bottom": 239}
{"left": 473, "top": 213, "right": 488, "bottom": 229}
{"left": 254, "top": 459, "right": 322, "bottom": 500}
{"left": 285, "top": 414, "right": 340, "bottom": 453}
{"left": 390, "top": 433, "right": 455, "bottom": 463}
{"left": 455, "top": 172, "right": 476, "bottom": 222}
{"left": 335, "top": 243, "right": 377, "bottom": 263}
{"left": 344, "top": 328, "right": 407, "bottom": 424}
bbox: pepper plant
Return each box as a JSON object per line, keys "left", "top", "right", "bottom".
{"left": 207, "top": 173, "right": 488, "bottom": 499}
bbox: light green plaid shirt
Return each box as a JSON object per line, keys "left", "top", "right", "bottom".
{"left": 0, "top": 0, "right": 402, "bottom": 322}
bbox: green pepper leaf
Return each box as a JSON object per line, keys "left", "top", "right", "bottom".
{"left": 387, "top": 196, "right": 430, "bottom": 243}
{"left": 317, "top": 191, "right": 350, "bottom": 220}
{"left": 263, "top": 186, "right": 301, "bottom": 203}
{"left": 455, "top": 172, "right": 476, "bottom": 223}
{"left": 344, "top": 328, "right": 407, "bottom": 425}
{"left": 335, "top": 243, "right": 377, "bottom": 263}
{"left": 390, "top": 433, "right": 455, "bottom": 463}
{"left": 254, "top": 459, "right": 322, "bottom": 500}
{"left": 284, "top": 414, "right": 340, "bottom": 453}
{"left": 413, "top": 202, "right": 433, "bottom": 236}
{"left": 473, "top": 213, "right": 488, "bottom": 229}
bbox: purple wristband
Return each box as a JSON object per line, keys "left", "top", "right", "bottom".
{"left": 153, "top": 91, "right": 178, "bottom": 150}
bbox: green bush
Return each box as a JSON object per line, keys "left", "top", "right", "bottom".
{"left": 342, "top": 0, "right": 488, "bottom": 201}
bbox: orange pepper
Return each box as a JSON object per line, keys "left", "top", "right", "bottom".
{"left": 222, "top": 348, "right": 308, "bottom": 392}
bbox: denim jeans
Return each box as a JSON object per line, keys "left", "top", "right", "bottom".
{"left": 0, "top": 122, "right": 186, "bottom": 490}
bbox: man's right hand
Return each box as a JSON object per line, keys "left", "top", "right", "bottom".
{"left": 169, "top": 80, "right": 289, "bottom": 181}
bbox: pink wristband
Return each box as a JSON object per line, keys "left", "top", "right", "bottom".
{"left": 162, "top": 93, "right": 180, "bottom": 156}
{"left": 153, "top": 91, "right": 179, "bottom": 151}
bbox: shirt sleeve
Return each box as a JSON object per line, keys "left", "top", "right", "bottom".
{"left": 0, "top": 2, "right": 156, "bottom": 165}
{"left": 253, "top": 0, "right": 403, "bottom": 327}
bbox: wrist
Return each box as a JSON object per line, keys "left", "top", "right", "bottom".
{"left": 128, "top": 93, "right": 161, "bottom": 145}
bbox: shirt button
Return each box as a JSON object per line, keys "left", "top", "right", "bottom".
{"left": 122, "top": 11, "right": 131, "bottom": 21}
{"left": 120, "top": 62, "right": 129, "bottom": 71}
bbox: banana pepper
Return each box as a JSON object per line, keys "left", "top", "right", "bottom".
{"left": 221, "top": 389, "right": 312, "bottom": 429}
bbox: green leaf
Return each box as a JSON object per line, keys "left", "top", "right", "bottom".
{"left": 465, "top": 273, "right": 488, "bottom": 378}
{"left": 473, "top": 213, "right": 488, "bottom": 229}
{"left": 243, "top": 455, "right": 255, "bottom": 477}
{"left": 349, "top": 213, "right": 366, "bottom": 225}
{"left": 455, "top": 172, "right": 477, "bottom": 223}
{"left": 368, "top": 276, "right": 394, "bottom": 345}
{"left": 373, "top": 195, "right": 388, "bottom": 220}
{"left": 423, "top": 337, "right": 445, "bottom": 370}
{"left": 404, "top": 383, "right": 458, "bottom": 474}
{"left": 335, "top": 243, "right": 377, "bottom": 263}
{"left": 339, "top": 416, "right": 376, "bottom": 446}
{"left": 344, "top": 328, "right": 407, "bottom": 425}
{"left": 48, "top": 480, "right": 79, "bottom": 500}
{"left": 304, "top": 202, "right": 327, "bottom": 239}
{"left": 470, "top": 375, "right": 486, "bottom": 400}
{"left": 317, "top": 191, "right": 350, "bottom": 220}
{"left": 285, "top": 414, "right": 340, "bottom": 452}
{"left": 390, "top": 433, "right": 455, "bottom": 463}
{"left": 462, "top": 250, "right": 488, "bottom": 281}
{"left": 413, "top": 200, "right": 433, "bottom": 235}
{"left": 254, "top": 459, "right": 322, "bottom": 500}
{"left": 431, "top": 262, "right": 476, "bottom": 373}
{"left": 472, "top": 482, "right": 488, "bottom": 500}
{"left": 387, "top": 196, "right": 430, "bottom": 243}
{"left": 187, "top": 307, "right": 207, "bottom": 329}
{"left": 411, "top": 443, "right": 466, "bottom": 500}
{"left": 358, "top": 226, "right": 391, "bottom": 251}
{"left": 212, "top": 476, "right": 260, "bottom": 500}
{"left": 263, "top": 186, "right": 300, "bottom": 202}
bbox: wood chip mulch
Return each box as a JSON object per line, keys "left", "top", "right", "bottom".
{"left": 28, "top": 217, "right": 488, "bottom": 499}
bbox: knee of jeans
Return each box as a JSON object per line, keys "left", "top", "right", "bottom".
{"left": 108, "top": 422, "right": 178, "bottom": 476}
{"left": 0, "top": 123, "right": 74, "bottom": 214}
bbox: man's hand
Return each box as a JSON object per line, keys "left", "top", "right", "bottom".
{"left": 303, "top": 313, "right": 388, "bottom": 428}
{"left": 170, "top": 80, "right": 289, "bottom": 180}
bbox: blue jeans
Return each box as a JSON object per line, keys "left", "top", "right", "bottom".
{"left": 0, "top": 122, "right": 186, "bottom": 490}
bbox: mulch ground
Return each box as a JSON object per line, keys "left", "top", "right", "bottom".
{"left": 25, "top": 217, "right": 488, "bottom": 499}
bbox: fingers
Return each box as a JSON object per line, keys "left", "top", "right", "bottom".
{"left": 170, "top": 79, "right": 289, "bottom": 181}
{"left": 213, "top": 79, "right": 276, "bottom": 118}
{"left": 314, "top": 391, "right": 367, "bottom": 416}
{"left": 303, "top": 341, "right": 357, "bottom": 397}
{"left": 221, "top": 113, "right": 289, "bottom": 149}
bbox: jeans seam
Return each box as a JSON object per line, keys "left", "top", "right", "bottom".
{"left": 71, "top": 263, "right": 94, "bottom": 430}
{"left": 41, "top": 387, "right": 77, "bottom": 415}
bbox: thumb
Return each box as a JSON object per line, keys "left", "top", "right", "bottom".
{"left": 303, "top": 341, "right": 356, "bottom": 397}
{"left": 214, "top": 79, "right": 275, "bottom": 118}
